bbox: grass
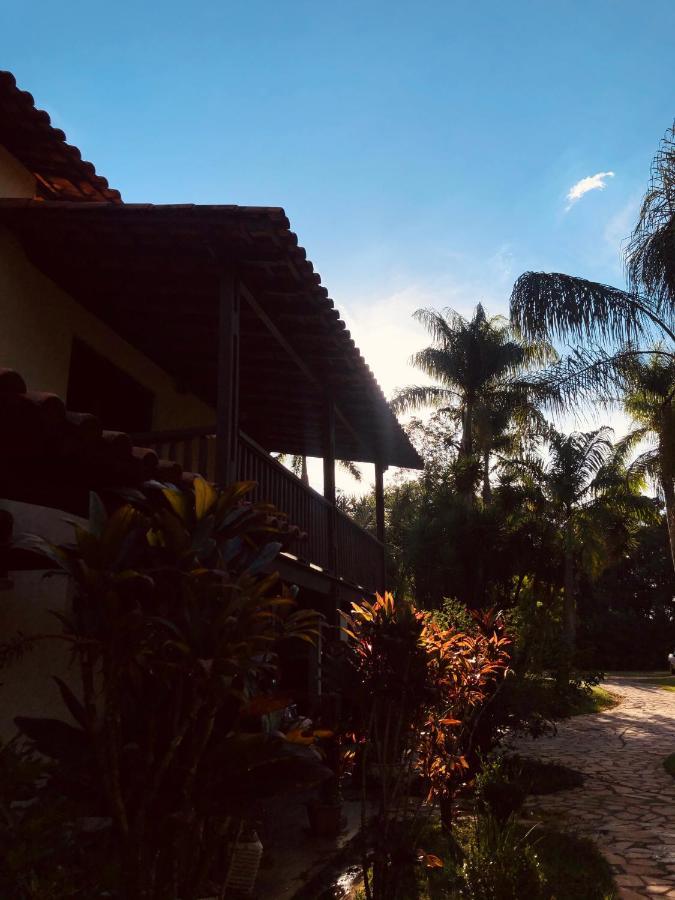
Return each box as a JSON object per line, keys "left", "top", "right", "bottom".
{"left": 608, "top": 670, "right": 674, "bottom": 680}
{"left": 607, "top": 671, "right": 675, "bottom": 692}
{"left": 568, "top": 685, "right": 619, "bottom": 716}
{"left": 664, "top": 753, "right": 675, "bottom": 779}
{"left": 533, "top": 828, "right": 617, "bottom": 900}
{"left": 355, "top": 821, "right": 617, "bottom": 899}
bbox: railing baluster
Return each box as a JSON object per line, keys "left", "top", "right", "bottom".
{"left": 183, "top": 438, "right": 193, "bottom": 474}
{"left": 198, "top": 437, "right": 208, "bottom": 477}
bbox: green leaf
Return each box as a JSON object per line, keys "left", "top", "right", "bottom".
{"left": 88, "top": 492, "right": 108, "bottom": 538}
{"left": 194, "top": 477, "right": 217, "bottom": 521}
{"left": 53, "top": 677, "right": 88, "bottom": 729}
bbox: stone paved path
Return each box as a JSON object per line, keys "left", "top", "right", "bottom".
{"left": 513, "top": 677, "right": 675, "bottom": 898}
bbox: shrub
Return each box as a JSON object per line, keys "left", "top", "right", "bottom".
{"left": 342, "top": 592, "right": 510, "bottom": 900}
{"left": 474, "top": 756, "right": 525, "bottom": 825}
{"left": 7, "top": 481, "right": 327, "bottom": 900}
{"left": 459, "top": 813, "right": 544, "bottom": 900}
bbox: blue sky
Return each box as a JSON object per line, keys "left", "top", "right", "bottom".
{"left": 2, "top": 1, "right": 674, "bottom": 485}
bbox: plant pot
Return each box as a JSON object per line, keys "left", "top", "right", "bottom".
{"left": 223, "top": 831, "right": 263, "bottom": 896}
{"left": 307, "top": 799, "right": 345, "bottom": 837}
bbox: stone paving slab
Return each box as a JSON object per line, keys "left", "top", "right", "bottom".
{"left": 512, "top": 677, "right": 675, "bottom": 898}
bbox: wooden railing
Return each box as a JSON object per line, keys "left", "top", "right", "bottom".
{"left": 131, "top": 426, "right": 384, "bottom": 593}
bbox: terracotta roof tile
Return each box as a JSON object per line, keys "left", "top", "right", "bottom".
{"left": 0, "top": 71, "right": 121, "bottom": 203}
{"left": 0, "top": 200, "right": 423, "bottom": 469}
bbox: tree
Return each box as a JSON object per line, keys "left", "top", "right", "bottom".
{"left": 619, "top": 355, "right": 675, "bottom": 567}
{"left": 276, "top": 454, "right": 362, "bottom": 487}
{"left": 505, "top": 429, "right": 652, "bottom": 674}
{"left": 392, "top": 304, "right": 555, "bottom": 502}
{"left": 510, "top": 122, "right": 675, "bottom": 567}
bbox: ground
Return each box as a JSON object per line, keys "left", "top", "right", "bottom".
{"left": 512, "top": 675, "right": 675, "bottom": 899}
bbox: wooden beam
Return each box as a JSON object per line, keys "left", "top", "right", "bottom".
{"left": 216, "top": 269, "right": 240, "bottom": 484}
{"left": 324, "top": 400, "right": 337, "bottom": 575}
{"left": 323, "top": 401, "right": 336, "bottom": 505}
{"left": 375, "top": 461, "right": 387, "bottom": 592}
{"left": 238, "top": 280, "right": 366, "bottom": 453}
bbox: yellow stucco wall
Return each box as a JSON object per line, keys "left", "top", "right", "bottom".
{"left": 0, "top": 227, "right": 214, "bottom": 430}
{"left": 0, "top": 141, "right": 214, "bottom": 430}
{"left": 0, "top": 143, "right": 36, "bottom": 198}
{"left": 0, "top": 148, "right": 216, "bottom": 739}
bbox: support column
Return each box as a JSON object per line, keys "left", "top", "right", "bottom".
{"left": 216, "top": 269, "right": 240, "bottom": 485}
{"left": 323, "top": 400, "right": 337, "bottom": 575}
{"left": 375, "top": 461, "right": 387, "bottom": 593}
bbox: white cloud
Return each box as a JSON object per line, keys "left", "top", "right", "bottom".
{"left": 566, "top": 171, "right": 615, "bottom": 210}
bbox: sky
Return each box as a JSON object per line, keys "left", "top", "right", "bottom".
{"left": 2, "top": 0, "right": 674, "bottom": 491}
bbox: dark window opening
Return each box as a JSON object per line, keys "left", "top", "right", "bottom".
{"left": 67, "top": 339, "right": 154, "bottom": 433}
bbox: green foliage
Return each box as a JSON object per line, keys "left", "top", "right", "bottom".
{"left": 8, "top": 480, "right": 327, "bottom": 900}
{"left": 474, "top": 757, "right": 525, "bottom": 825}
{"left": 458, "top": 814, "right": 545, "bottom": 900}
{"left": 576, "top": 518, "right": 675, "bottom": 670}
{"left": 0, "top": 739, "right": 116, "bottom": 898}
{"left": 336, "top": 490, "right": 377, "bottom": 535}
{"left": 533, "top": 829, "right": 618, "bottom": 900}
{"left": 509, "top": 121, "right": 675, "bottom": 580}
{"left": 432, "top": 598, "right": 475, "bottom": 634}
{"left": 568, "top": 686, "right": 619, "bottom": 716}
{"left": 664, "top": 753, "right": 675, "bottom": 779}
{"left": 392, "top": 304, "right": 555, "bottom": 508}
{"left": 343, "top": 593, "right": 510, "bottom": 900}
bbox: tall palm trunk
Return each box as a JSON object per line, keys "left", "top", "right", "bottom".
{"left": 459, "top": 397, "right": 474, "bottom": 459}
{"left": 659, "top": 408, "right": 675, "bottom": 574}
{"left": 481, "top": 448, "right": 492, "bottom": 504}
{"left": 456, "top": 398, "right": 476, "bottom": 504}
{"left": 560, "top": 518, "right": 576, "bottom": 686}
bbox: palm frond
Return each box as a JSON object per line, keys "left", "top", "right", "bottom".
{"left": 338, "top": 459, "right": 363, "bottom": 481}
{"left": 410, "top": 347, "right": 464, "bottom": 385}
{"left": 412, "top": 307, "right": 465, "bottom": 344}
{"left": 627, "top": 121, "right": 675, "bottom": 309}
{"left": 510, "top": 272, "right": 675, "bottom": 345}
{"left": 391, "top": 384, "right": 456, "bottom": 413}
{"left": 628, "top": 447, "right": 660, "bottom": 483}
{"left": 524, "top": 345, "right": 675, "bottom": 417}
{"left": 614, "top": 427, "right": 652, "bottom": 461}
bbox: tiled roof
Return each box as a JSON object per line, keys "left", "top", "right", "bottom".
{"left": 0, "top": 200, "right": 423, "bottom": 469}
{"left": 0, "top": 367, "right": 305, "bottom": 548}
{"left": 0, "top": 71, "right": 121, "bottom": 203}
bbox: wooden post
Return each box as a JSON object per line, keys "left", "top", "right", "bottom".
{"left": 216, "top": 269, "right": 240, "bottom": 485}
{"left": 323, "top": 400, "right": 337, "bottom": 574}
{"left": 375, "top": 461, "right": 387, "bottom": 593}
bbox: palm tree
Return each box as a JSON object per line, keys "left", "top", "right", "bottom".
{"left": 506, "top": 429, "right": 651, "bottom": 672}
{"left": 276, "top": 453, "right": 362, "bottom": 487}
{"left": 618, "top": 355, "right": 675, "bottom": 566}
{"left": 510, "top": 122, "right": 675, "bottom": 565}
{"left": 392, "top": 304, "right": 555, "bottom": 501}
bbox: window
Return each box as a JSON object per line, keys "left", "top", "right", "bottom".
{"left": 67, "top": 339, "right": 154, "bottom": 433}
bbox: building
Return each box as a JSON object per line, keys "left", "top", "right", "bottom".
{"left": 0, "top": 71, "right": 422, "bottom": 732}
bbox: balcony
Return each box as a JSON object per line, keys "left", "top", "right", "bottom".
{"left": 132, "top": 426, "right": 385, "bottom": 595}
